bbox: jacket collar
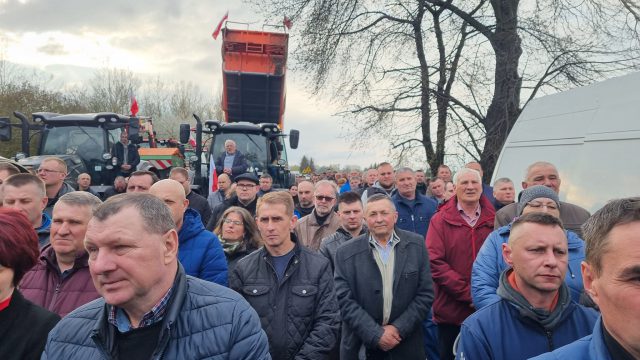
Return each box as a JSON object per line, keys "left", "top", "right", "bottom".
{"left": 440, "top": 194, "right": 495, "bottom": 227}
{"left": 91, "top": 263, "right": 188, "bottom": 358}
{"left": 41, "top": 244, "right": 90, "bottom": 272}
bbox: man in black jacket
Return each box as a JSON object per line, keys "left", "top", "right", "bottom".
{"left": 230, "top": 191, "right": 340, "bottom": 360}
{"left": 319, "top": 191, "right": 367, "bottom": 271}
{"left": 334, "top": 193, "right": 434, "bottom": 360}
{"left": 207, "top": 172, "right": 259, "bottom": 230}
{"left": 111, "top": 131, "right": 140, "bottom": 177}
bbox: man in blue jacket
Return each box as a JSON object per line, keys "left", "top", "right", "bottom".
{"left": 472, "top": 185, "right": 585, "bottom": 309}
{"left": 42, "top": 193, "right": 269, "bottom": 359}
{"left": 532, "top": 197, "right": 640, "bottom": 360}
{"left": 150, "top": 179, "right": 227, "bottom": 286}
{"left": 456, "top": 213, "right": 597, "bottom": 360}
{"left": 390, "top": 167, "right": 439, "bottom": 360}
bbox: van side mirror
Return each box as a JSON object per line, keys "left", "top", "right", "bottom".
{"left": 0, "top": 118, "right": 12, "bottom": 141}
{"left": 179, "top": 124, "right": 191, "bottom": 144}
{"left": 289, "top": 129, "right": 299, "bottom": 149}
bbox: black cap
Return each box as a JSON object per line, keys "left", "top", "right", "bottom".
{"left": 234, "top": 173, "right": 259, "bottom": 185}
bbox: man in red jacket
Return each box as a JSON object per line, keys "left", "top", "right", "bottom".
{"left": 20, "top": 191, "right": 102, "bottom": 317}
{"left": 426, "top": 167, "right": 495, "bottom": 360}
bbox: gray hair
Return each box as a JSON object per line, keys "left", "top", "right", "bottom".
{"left": 93, "top": 193, "right": 175, "bottom": 235}
{"left": 366, "top": 193, "right": 396, "bottom": 211}
{"left": 524, "top": 161, "right": 557, "bottom": 182}
{"left": 493, "top": 177, "right": 513, "bottom": 187}
{"left": 395, "top": 167, "right": 415, "bottom": 176}
{"left": 57, "top": 191, "right": 103, "bottom": 213}
{"left": 314, "top": 179, "right": 338, "bottom": 197}
{"left": 582, "top": 197, "right": 640, "bottom": 276}
{"left": 453, "top": 168, "right": 481, "bottom": 184}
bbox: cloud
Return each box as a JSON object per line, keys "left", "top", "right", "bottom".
{"left": 37, "top": 40, "right": 67, "bottom": 55}
{"left": 0, "top": 1, "right": 384, "bottom": 167}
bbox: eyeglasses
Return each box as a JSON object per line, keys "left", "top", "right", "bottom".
{"left": 527, "top": 201, "right": 558, "bottom": 211}
{"left": 37, "top": 168, "right": 63, "bottom": 174}
{"left": 315, "top": 195, "right": 335, "bottom": 202}
{"left": 223, "top": 219, "right": 243, "bottom": 226}
{"left": 236, "top": 183, "right": 256, "bottom": 189}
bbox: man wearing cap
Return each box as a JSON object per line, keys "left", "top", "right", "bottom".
{"left": 494, "top": 161, "right": 590, "bottom": 236}
{"left": 456, "top": 213, "right": 597, "bottom": 360}
{"left": 472, "top": 185, "right": 586, "bottom": 310}
{"left": 207, "top": 173, "right": 259, "bottom": 231}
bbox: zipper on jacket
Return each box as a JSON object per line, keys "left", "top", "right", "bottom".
{"left": 545, "top": 330, "right": 554, "bottom": 351}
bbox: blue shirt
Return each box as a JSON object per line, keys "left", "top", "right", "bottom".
{"left": 368, "top": 231, "right": 400, "bottom": 264}
{"left": 271, "top": 249, "right": 295, "bottom": 282}
{"left": 223, "top": 152, "right": 235, "bottom": 170}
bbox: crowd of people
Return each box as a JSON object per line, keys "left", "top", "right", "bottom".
{"left": 0, "top": 155, "right": 638, "bottom": 360}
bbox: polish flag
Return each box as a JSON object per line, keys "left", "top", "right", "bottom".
{"left": 283, "top": 16, "right": 292, "bottom": 30}
{"left": 130, "top": 95, "right": 139, "bottom": 117}
{"left": 209, "top": 153, "right": 218, "bottom": 192}
{"left": 212, "top": 11, "right": 228, "bottom": 40}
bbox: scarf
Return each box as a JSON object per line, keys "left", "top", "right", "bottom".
{"left": 497, "top": 269, "right": 571, "bottom": 330}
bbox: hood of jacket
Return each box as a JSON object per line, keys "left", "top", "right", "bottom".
{"left": 372, "top": 180, "right": 396, "bottom": 194}
{"left": 36, "top": 212, "right": 52, "bottom": 234}
{"left": 178, "top": 208, "right": 206, "bottom": 244}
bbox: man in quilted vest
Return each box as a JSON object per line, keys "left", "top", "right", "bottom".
{"left": 20, "top": 191, "right": 102, "bottom": 317}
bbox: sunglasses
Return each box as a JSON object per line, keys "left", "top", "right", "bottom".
{"left": 315, "top": 195, "right": 335, "bottom": 202}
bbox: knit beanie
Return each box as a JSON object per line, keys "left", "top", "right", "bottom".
{"left": 517, "top": 185, "right": 560, "bottom": 215}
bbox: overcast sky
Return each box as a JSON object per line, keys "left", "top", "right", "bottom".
{"left": 0, "top": 0, "right": 389, "bottom": 168}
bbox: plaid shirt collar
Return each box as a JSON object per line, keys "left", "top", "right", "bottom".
{"left": 107, "top": 283, "right": 175, "bottom": 333}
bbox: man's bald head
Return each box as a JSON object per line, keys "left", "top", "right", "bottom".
{"left": 149, "top": 179, "right": 189, "bottom": 230}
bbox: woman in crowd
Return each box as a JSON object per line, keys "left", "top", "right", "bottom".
{"left": 0, "top": 208, "right": 60, "bottom": 360}
{"left": 214, "top": 206, "right": 262, "bottom": 271}
{"left": 289, "top": 184, "right": 299, "bottom": 207}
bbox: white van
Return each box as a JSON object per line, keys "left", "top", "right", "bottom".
{"left": 491, "top": 71, "right": 640, "bottom": 213}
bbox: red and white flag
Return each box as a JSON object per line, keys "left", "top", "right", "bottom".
{"left": 209, "top": 153, "right": 218, "bottom": 192}
{"left": 212, "top": 11, "right": 228, "bottom": 40}
{"left": 130, "top": 95, "right": 139, "bottom": 117}
{"left": 283, "top": 16, "right": 292, "bottom": 30}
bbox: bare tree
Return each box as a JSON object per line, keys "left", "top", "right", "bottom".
{"left": 85, "top": 67, "right": 141, "bottom": 114}
{"left": 250, "top": 0, "right": 640, "bottom": 180}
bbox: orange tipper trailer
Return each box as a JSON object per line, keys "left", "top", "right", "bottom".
{"left": 221, "top": 27, "right": 288, "bottom": 129}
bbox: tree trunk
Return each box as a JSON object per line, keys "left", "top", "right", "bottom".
{"left": 481, "top": 0, "right": 522, "bottom": 182}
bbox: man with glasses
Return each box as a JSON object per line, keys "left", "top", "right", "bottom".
{"left": 295, "top": 180, "right": 341, "bottom": 251}
{"left": 37, "top": 157, "right": 74, "bottom": 216}
{"left": 207, "top": 173, "right": 260, "bottom": 231}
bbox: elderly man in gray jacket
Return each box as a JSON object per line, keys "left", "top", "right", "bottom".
{"left": 335, "top": 193, "right": 434, "bottom": 359}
